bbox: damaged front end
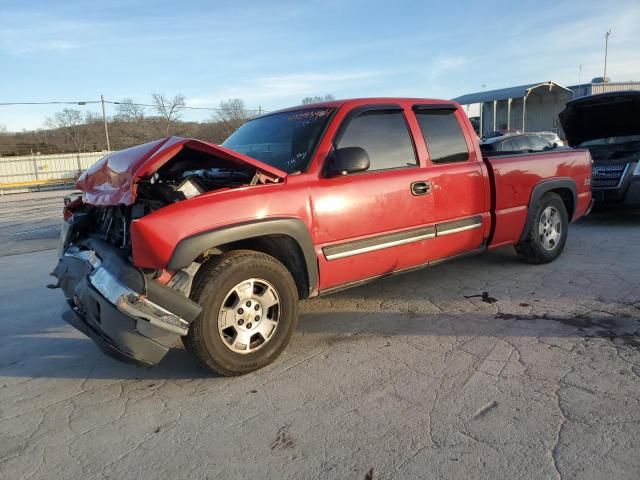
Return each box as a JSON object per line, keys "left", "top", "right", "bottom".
{"left": 52, "top": 237, "right": 202, "bottom": 366}
{"left": 52, "top": 137, "right": 286, "bottom": 367}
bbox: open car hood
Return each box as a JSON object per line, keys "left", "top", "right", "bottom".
{"left": 76, "top": 137, "right": 287, "bottom": 206}
{"left": 559, "top": 91, "right": 640, "bottom": 146}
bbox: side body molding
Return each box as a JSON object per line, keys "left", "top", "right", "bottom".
{"left": 519, "top": 178, "right": 577, "bottom": 243}
{"left": 167, "top": 218, "right": 318, "bottom": 295}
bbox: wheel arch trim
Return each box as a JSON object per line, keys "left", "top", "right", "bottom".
{"left": 167, "top": 218, "right": 318, "bottom": 296}
{"left": 519, "top": 178, "right": 577, "bottom": 243}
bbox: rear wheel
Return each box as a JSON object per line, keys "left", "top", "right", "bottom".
{"left": 184, "top": 250, "right": 299, "bottom": 376}
{"left": 515, "top": 192, "right": 569, "bottom": 264}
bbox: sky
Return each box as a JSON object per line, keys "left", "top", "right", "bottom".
{"left": 1, "top": 0, "right": 639, "bottom": 131}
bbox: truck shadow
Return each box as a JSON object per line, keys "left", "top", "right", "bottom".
{"left": 0, "top": 336, "right": 210, "bottom": 381}
{"left": 297, "top": 309, "right": 640, "bottom": 350}
{"left": 2, "top": 306, "right": 637, "bottom": 382}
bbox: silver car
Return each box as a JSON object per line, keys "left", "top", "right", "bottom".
{"left": 536, "top": 131, "right": 565, "bottom": 147}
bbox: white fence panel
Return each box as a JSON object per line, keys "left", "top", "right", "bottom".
{"left": 0, "top": 152, "right": 108, "bottom": 187}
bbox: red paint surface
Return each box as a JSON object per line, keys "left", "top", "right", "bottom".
{"left": 76, "top": 98, "right": 593, "bottom": 294}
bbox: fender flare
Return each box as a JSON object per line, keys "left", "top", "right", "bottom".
{"left": 519, "top": 178, "right": 577, "bottom": 243}
{"left": 167, "top": 218, "right": 318, "bottom": 295}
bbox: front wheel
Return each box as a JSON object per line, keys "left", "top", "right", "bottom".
{"left": 184, "top": 250, "right": 299, "bottom": 376}
{"left": 515, "top": 192, "right": 569, "bottom": 264}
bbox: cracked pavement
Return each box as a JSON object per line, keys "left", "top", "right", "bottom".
{"left": 0, "top": 192, "right": 639, "bottom": 479}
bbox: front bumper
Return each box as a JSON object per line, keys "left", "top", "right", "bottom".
{"left": 592, "top": 162, "right": 640, "bottom": 206}
{"left": 52, "top": 238, "right": 201, "bottom": 367}
{"left": 592, "top": 181, "right": 640, "bottom": 206}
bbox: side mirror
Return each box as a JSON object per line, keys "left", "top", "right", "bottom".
{"left": 326, "top": 147, "right": 370, "bottom": 177}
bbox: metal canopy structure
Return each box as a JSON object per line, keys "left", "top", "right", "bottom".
{"left": 452, "top": 81, "right": 573, "bottom": 136}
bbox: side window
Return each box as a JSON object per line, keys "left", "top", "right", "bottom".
{"left": 336, "top": 110, "right": 417, "bottom": 171}
{"left": 415, "top": 109, "right": 469, "bottom": 163}
{"left": 511, "top": 136, "right": 529, "bottom": 151}
{"left": 528, "top": 136, "right": 550, "bottom": 151}
{"left": 501, "top": 138, "right": 515, "bottom": 151}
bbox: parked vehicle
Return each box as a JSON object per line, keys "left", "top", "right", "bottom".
{"left": 560, "top": 91, "right": 640, "bottom": 206}
{"left": 52, "top": 98, "right": 593, "bottom": 375}
{"left": 480, "top": 133, "right": 552, "bottom": 155}
{"left": 482, "top": 129, "right": 521, "bottom": 140}
{"left": 536, "top": 131, "right": 565, "bottom": 147}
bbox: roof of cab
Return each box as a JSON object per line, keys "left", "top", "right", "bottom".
{"left": 259, "top": 98, "right": 461, "bottom": 117}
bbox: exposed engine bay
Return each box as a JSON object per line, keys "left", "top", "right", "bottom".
{"left": 136, "top": 146, "right": 264, "bottom": 209}
{"left": 67, "top": 145, "right": 278, "bottom": 253}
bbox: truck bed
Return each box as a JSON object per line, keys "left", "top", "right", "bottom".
{"left": 483, "top": 149, "right": 593, "bottom": 248}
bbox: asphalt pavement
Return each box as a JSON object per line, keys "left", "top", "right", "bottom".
{"left": 0, "top": 192, "right": 639, "bottom": 479}
{"left": 0, "top": 189, "right": 76, "bottom": 257}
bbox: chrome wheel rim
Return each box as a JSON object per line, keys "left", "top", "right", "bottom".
{"left": 217, "top": 278, "right": 280, "bottom": 354}
{"left": 538, "top": 206, "right": 561, "bottom": 251}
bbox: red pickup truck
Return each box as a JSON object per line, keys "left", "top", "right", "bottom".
{"left": 52, "top": 98, "right": 592, "bottom": 375}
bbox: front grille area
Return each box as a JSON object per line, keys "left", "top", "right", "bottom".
{"left": 592, "top": 163, "right": 628, "bottom": 188}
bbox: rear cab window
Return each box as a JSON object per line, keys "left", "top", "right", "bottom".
{"left": 414, "top": 107, "right": 469, "bottom": 163}
{"left": 335, "top": 109, "right": 417, "bottom": 171}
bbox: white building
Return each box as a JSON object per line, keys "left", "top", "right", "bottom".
{"left": 453, "top": 79, "right": 640, "bottom": 139}
{"left": 569, "top": 79, "right": 640, "bottom": 98}
{"left": 452, "top": 81, "right": 572, "bottom": 138}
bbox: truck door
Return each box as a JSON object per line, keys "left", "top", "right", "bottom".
{"left": 411, "top": 105, "right": 489, "bottom": 260}
{"left": 311, "top": 105, "right": 440, "bottom": 290}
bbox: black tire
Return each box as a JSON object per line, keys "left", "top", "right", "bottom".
{"left": 515, "top": 192, "right": 569, "bottom": 264}
{"left": 184, "top": 250, "right": 299, "bottom": 376}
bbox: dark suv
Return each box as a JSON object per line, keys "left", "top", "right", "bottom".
{"left": 560, "top": 91, "right": 640, "bottom": 206}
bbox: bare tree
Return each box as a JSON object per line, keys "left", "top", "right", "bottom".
{"left": 0, "top": 124, "right": 7, "bottom": 156}
{"left": 0, "top": 95, "right": 263, "bottom": 155}
{"left": 218, "top": 98, "right": 250, "bottom": 123}
{"left": 116, "top": 98, "right": 146, "bottom": 123}
{"left": 115, "top": 98, "right": 150, "bottom": 143}
{"left": 214, "top": 99, "right": 251, "bottom": 139}
{"left": 152, "top": 93, "right": 186, "bottom": 136}
{"left": 301, "top": 94, "right": 335, "bottom": 105}
{"left": 45, "top": 109, "right": 95, "bottom": 153}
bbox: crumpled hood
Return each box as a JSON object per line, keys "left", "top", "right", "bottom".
{"left": 559, "top": 91, "right": 640, "bottom": 146}
{"left": 76, "top": 136, "right": 287, "bottom": 206}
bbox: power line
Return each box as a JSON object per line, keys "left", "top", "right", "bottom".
{"left": 0, "top": 101, "right": 101, "bottom": 106}
{"left": 105, "top": 100, "right": 265, "bottom": 112}
{"left": 0, "top": 95, "right": 269, "bottom": 150}
{"left": 0, "top": 98, "right": 267, "bottom": 113}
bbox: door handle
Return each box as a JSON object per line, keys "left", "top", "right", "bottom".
{"left": 411, "top": 181, "right": 431, "bottom": 196}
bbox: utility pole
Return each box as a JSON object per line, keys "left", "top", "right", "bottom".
{"left": 603, "top": 30, "right": 611, "bottom": 84}
{"left": 101, "top": 94, "right": 111, "bottom": 151}
{"left": 578, "top": 64, "right": 582, "bottom": 85}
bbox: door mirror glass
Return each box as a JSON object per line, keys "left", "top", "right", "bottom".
{"left": 326, "top": 147, "right": 370, "bottom": 176}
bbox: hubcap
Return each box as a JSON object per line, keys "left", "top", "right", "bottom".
{"left": 217, "top": 278, "right": 280, "bottom": 354}
{"left": 538, "top": 206, "right": 561, "bottom": 251}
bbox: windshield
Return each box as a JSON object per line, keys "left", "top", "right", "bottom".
{"left": 580, "top": 135, "right": 640, "bottom": 147}
{"left": 222, "top": 107, "right": 334, "bottom": 173}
